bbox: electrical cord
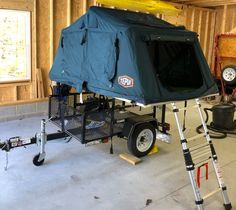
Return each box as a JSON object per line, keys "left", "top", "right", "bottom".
{"left": 196, "top": 108, "right": 232, "bottom": 139}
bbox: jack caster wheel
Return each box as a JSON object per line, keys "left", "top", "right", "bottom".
{"left": 128, "top": 123, "right": 156, "bottom": 157}
{"left": 33, "top": 153, "right": 45, "bottom": 166}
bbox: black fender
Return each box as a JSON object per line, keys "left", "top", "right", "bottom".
{"left": 122, "top": 115, "right": 158, "bottom": 138}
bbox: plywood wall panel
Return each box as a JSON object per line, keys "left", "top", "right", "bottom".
{"left": 215, "top": 5, "right": 236, "bottom": 34}
{"left": 0, "top": 87, "right": 17, "bottom": 102}
{"left": 17, "top": 85, "right": 31, "bottom": 100}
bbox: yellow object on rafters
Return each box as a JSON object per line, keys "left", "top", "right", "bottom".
{"left": 96, "top": 0, "right": 181, "bottom": 15}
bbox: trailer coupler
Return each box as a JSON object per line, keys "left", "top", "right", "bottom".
{"left": 0, "top": 119, "right": 69, "bottom": 167}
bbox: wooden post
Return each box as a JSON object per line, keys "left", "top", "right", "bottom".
{"left": 203, "top": 11, "right": 210, "bottom": 56}
{"left": 231, "top": 10, "right": 235, "bottom": 31}
{"left": 221, "top": 5, "right": 227, "bottom": 33}
{"left": 32, "top": 0, "right": 37, "bottom": 99}
{"left": 49, "top": 0, "right": 54, "bottom": 68}
{"left": 67, "top": 0, "right": 71, "bottom": 26}
{"left": 198, "top": 10, "right": 202, "bottom": 41}
{"left": 209, "top": 12, "right": 216, "bottom": 70}
{"left": 190, "top": 8, "right": 195, "bottom": 31}
{"left": 83, "top": 0, "right": 87, "bottom": 14}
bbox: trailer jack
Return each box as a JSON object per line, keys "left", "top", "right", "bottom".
{"left": 0, "top": 119, "right": 68, "bottom": 167}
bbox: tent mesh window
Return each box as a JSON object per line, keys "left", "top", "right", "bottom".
{"left": 147, "top": 41, "right": 203, "bottom": 92}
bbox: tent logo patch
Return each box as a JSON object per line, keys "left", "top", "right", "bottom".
{"left": 118, "top": 75, "right": 134, "bottom": 88}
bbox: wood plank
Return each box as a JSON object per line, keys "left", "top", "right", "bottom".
{"left": 119, "top": 153, "right": 142, "bottom": 165}
{"left": 38, "top": 68, "right": 45, "bottom": 98}
{"left": 49, "top": 0, "right": 54, "bottom": 67}
{"left": 221, "top": 5, "right": 227, "bottom": 33}
{"left": 203, "top": 11, "right": 209, "bottom": 56}
{"left": 0, "top": 1, "right": 34, "bottom": 10}
{"left": 32, "top": 0, "right": 37, "bottom": 99}
{"left": 0, "top": 87, "right": 17, "bottom": 103}
{"left": 231, "top": 9, "right": 235, "bottom": 30}
{"left": 209, "top": 12, "right": 216, "bottom": 70}
{"left": 17, "top": 85, "right": 31, "bottom": 101}
{"left": 0, "top": 82, "right": 33, "bottom": 88}
{"left": 54, "top": 0, "right": 68, "bottom": 58}
{"left": 36, "top": 0, "right": 51, "bottom": 97}
{"left": 197, "top": 10, "right": 202, "bottom": 41}
{"left": 180, "top": 0, "right": 236, "bottom": 7}
{"left": 67, "top": 0, "right": 71, "bottom": 26}
{"left": 0, "top": 98, "right": 48, "bottom": 107}
{"left": 190, "top": 8, "right": 195, "bottom": 31}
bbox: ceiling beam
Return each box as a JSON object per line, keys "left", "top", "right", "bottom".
{"left": 187, "top": 0, "right": 236, "bottom": 6}
{"left": 166, "top": 0, "right": 236, "bottom": 7}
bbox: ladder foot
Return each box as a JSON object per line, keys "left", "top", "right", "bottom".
{"left": 224, "top": 203, "right": 232, "bottom": 210}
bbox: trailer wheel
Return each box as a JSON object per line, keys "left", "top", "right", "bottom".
{"left": 221, "top": 66, "right": 236, "bottom": 85}
{"left": 128, "top": 123, "right": 156, "bottom": 157}
{"left": 33, "top": 153, "right": 45, "bottom": 166}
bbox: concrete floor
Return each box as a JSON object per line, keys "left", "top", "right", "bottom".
{"left": 0, "top": 100, "right": 236, "bottom": 210}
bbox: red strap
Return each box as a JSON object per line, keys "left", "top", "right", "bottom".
{"left": 197, "top": 167, "right": 201, "bottom": 188}
{"left": 197, "top": 163, "right": 209, "bottom": 188}
{"left": 205, "top": 163, "right": 209, "bottom": 180}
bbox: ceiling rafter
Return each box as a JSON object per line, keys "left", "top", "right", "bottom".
{"left": 165, "top": 0, "right": 236, "bottom": 7}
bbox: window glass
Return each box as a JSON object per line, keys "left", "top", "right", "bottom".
{"left": 0, "top": 9, "right": 31, "bottom": 82}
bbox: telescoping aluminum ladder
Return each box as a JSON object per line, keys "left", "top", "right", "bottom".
{"left": 171, "top": 98, "right": 232, "bottom": 210}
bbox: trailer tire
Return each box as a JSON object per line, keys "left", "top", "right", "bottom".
{"left": 221, "top": 65, "right": 236, "bottom": 85}
{"left": 128, "top": 123, "right": 156, "bottom": 157}
{"left": 33, "top": 153, "right": 45, "bottom": 166}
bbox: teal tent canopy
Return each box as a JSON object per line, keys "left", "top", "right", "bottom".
{"left": 50, "top": 6, "right": 218, "bottom": 105}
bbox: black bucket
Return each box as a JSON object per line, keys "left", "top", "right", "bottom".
{"left": 212, "top": 103, "right": 236, "bottom": 130}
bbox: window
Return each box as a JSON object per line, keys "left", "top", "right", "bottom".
{"left": 0, "top": 9, "right": 31, "bottom": 83}
{"left": 147, "top": 40, "right": 203, "bottom": 92}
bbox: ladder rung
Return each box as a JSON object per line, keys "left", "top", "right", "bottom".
{"left": 191, "top": 146, "right": 211, "bottom": 155}
{"left": 188, "top": 133, "right": 206, "bottom": 142}
{"left": 192, "top": 150, "right": 211, "bottom": 161}
{"left": 189, "top": 142, "right": 209, "bottom": 152}
{"left": 194, "top": 157, "right": 212, "bottom": 167}
{"left": 202, "top": 188, "right": 221, "bottom": 200}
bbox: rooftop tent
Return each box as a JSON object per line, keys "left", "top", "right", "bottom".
{"left": 49, "top": 6, "right": 218, "bottom": 105}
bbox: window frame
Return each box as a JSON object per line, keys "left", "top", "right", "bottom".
{"left": 0, "top": 9, "right": 31, "bottom": 83}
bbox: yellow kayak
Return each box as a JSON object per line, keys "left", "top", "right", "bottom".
{"left": 96, "top": 0, "right": 181, "bottom": 15}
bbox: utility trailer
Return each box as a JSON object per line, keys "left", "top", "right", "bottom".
{"left": 0, "top": 88, "right": 169, "bottom": 166}
{"left": 0, "top": 6, "right": 218, "bottom": 166}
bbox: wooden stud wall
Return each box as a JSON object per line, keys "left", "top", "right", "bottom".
{"left": 0, "top": 0, "right": 225, "bottom": 105}
{"left": 215, "top": 5, "right": 236, "bottom": 34}
{"left": 209, "top": 5, "right": 236, "bottom": 72}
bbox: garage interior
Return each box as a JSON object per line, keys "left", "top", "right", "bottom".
{"left": 0, "top": 0, "right": 236, "bottom": 210}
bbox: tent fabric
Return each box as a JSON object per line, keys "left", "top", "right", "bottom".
{"left": 49, "top": 6, "right": 218, "bottom": 105}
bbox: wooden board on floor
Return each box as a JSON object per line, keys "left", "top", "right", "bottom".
{"left": 119, "top": 153, "right": 142, "bottom": 165}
